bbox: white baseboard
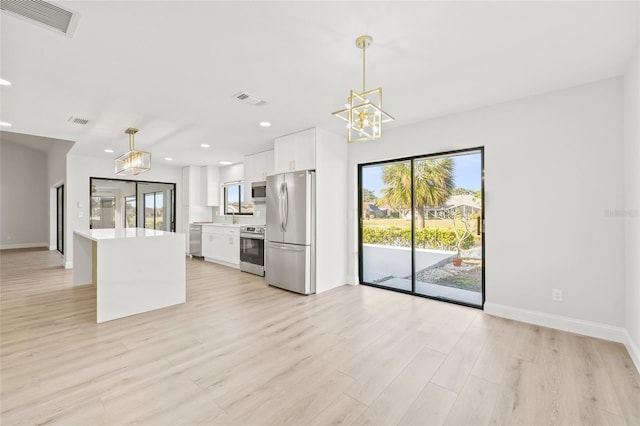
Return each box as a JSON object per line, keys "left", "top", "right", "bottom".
{"left": 0, "top": 242, "right": 48, "bottom": 250}
{"left": 346, "top": 275, "right": 358, "bottom": 285}
{"left": 484, "top": 302, "right": 626, "bottom": 343}
{"left": 624, "top": 330, "right": 640, "bottom": 374}
{"left": 64, "top": 260, "right": 73, "bottom": 269}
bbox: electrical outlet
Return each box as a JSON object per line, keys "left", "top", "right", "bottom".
{"left": 552, "top": 289, "right": 563, "bottom": 302}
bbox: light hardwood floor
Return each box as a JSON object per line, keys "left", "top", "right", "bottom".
{"left": 1, "top": 248, "right": 639, "bottom": 425}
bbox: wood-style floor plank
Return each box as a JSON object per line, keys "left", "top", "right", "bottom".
{"left": 1, "top": 248, "right": 639, "bottom": 426}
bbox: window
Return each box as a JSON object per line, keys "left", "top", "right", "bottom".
{"left": 224, "top": 182, "right": 253, "bottom": 215}
{"left": 144, "top": 191, "right": 164, "bottom": 230}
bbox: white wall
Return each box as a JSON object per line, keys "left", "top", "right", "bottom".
{"left": 348, "top": 77, "right": 626, "bottom": 341}
{"left": 47, "top": 140, "right": 74, "bottom": 249}
{"left": 315, "top": 127, "right": 347, "bottom": 293}
{"left": 623, "top": 36, "right": 640, "bottom": 369}
{"left": 0, "top": 141, "right": 48, "bottom": 249}
{"left": 64, "top": 153, "right": 183, "bottom": 268}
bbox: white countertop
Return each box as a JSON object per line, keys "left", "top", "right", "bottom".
{"left": 74, "top": 227, "right": 178, "bottom": 241}
{"left": 194, "top": 222, "right": 265, "bottom": 228}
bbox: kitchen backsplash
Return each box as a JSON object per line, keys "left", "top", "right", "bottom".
{"left": 211, "top": 204, "right": 266, "bottom": 225}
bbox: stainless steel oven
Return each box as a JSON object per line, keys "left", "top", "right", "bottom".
{"left": 239, "top": 225, "right": 265, "bottom": 276}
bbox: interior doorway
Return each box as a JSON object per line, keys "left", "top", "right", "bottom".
{"left": 358, "top": 147, "right": 484, "bottom": 308}
{"left": 56, "top": 184, "right": 64, "bottom": 254}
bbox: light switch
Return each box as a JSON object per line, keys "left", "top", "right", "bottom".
{"left": 77, "top": 201, "right": 82, "bottom": 208}
{"left": 78, "top": 211, "right": 83, "bottom": 218}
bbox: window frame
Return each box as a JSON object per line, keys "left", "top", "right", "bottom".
{"left": 223, "top": 182, "right": 253, "bottom": 215}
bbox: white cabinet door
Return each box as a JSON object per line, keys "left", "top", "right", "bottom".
{"left": 294, "top": 128, "right": 316, "bottom": 171}
{"left": 223, "top": 236, "right": 239, "bottom": 265}
{"left": 265, "top": 150, "right": 274, "bottom": 176}
{"left": 211, "top": 233, "right": 226, "bottom": 261}
{"left": 202, "top": 165, "right": 220, "bottom": 206}
{"left": 202, "top": 231, "right": 215, "bottom": 258}
{"left": 273, "top": 128, "right": 316, "bottom": 173}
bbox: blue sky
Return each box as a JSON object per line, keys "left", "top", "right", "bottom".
{"left": 362, "top": 151, "right": 482, "bottom": 197}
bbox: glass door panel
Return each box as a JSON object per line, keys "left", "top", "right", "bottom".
{"left": 413, "top": 151, "right": 483, "bottom": 307}
{"left": 360, "top": 160, "right": 413, "bottom": 292}
{"left": 124, "top": 195, "right": 136, "bottom": 228}
{"left": 90, "top": 196, "right": 116, "bottom": 229}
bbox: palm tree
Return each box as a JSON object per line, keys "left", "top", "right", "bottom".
{"left": 379, "top": 158, "right": 454, "bottom": 228}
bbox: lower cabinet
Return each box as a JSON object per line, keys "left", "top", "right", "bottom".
{"left": 202, "top": 226, "right": 240, "bottom": 268}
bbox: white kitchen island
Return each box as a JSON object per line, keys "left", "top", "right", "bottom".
{"left": 73, "top": 228, "right": 186, "bottom": 323}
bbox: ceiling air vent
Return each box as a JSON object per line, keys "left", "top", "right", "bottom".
{"left": 1, "top": 0, "right": 80, "bottom": 37}
{"left": 232, "top": 91, "right": 267, "bottom": 106}
{"left": 68, "top": 116, "right": 89, "bottom": 125}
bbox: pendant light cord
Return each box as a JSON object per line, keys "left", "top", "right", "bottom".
{"left": 362, "top": 43, "right": 366, "bottom": 93}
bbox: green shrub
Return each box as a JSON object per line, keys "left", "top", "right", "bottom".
{"left": 362, "top": 226, "right": 475, "bottom": 251}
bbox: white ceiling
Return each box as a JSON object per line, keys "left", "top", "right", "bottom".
{"left": 1, "top": 1, "right": 638, "bottom": 167}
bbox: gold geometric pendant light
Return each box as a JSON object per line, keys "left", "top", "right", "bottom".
{"left": 332, "top": 35, "right": 394, "bottom": 143}
{"left": 115, "top": 127, "right": 151, "bottom": 176}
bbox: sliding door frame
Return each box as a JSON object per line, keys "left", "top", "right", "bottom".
{"left": 358, "top": 146, "right": 485, "bottom": 309}
{"left": 89, "top": 177, "right": 177, "bottom": 231}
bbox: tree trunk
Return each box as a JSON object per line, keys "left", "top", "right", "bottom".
{"left": 416, "top": 205, "right": 425, "bottom": 229}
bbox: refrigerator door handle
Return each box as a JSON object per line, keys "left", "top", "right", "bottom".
{"left": 279, "top": 181, "right": 285, "bottom": 232}
{"left": 283, "top": 181, "right": 289, "bottom": 232}
{"left": 267, "top": 242, "right": 304, "bottom": 252}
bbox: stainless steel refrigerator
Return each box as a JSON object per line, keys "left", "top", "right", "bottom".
{"left": 265, "top": 170, "right": 315, "bottom": 295}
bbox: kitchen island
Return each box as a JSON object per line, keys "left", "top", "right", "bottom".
{"left": 73, "top": 228, "right": 186, "bottom": 323}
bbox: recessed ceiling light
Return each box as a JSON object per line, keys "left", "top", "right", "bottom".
{"left": 219, "top": 161, "right": 232, "bottom": 165}
{"left": 259, "top": 121, "right": 271, "bottom": 127}
{"left": 0, "top": 79, "right": 11, "bottom": 86}
{"left": 104, "top": 149, "right": 114, "bottom": 153}
{"left": 165, "top": 157, "right": 173, "bottom": 161}
{"left": 200, "top": 144, "right": 210, "bottom": 148}
{"left": 0, "top": 122, "right": 12, "bottom": 127}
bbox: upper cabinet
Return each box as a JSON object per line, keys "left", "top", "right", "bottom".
{"left": 243, "top": 150, "right": 274, "bottom": 203}
{"left": 201, "top": 165, "right": 219, "bottom": 207}
{"left": 182, "top": 166, "right": 201, "bottom": 207}
{"left": 273, "top": 128, "right": 316, "bottom": 173}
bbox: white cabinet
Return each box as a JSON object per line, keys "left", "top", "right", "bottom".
{"left": 182, "top": 166, "right": 211, "bottom": 252}
{"left": 202, "top": 228, "right": 215, "bottom": 259}
{"left": 201, "top": 165, "right": 220, "bottom": 206}
{"left": 273, "top": 128, "right": 316, "bottom": 173}
{"left": 201, "top": 225, "right": 240, "bottom": 268}
{"left": 243, "top": 150, "right": 274, "bottom": 202}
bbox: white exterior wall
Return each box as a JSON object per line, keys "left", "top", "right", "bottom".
{"left": 64, "top": 153, "right": 183, "bottom": 268}
{"left": 623, "top": 30, "right": 640, "bottom": 370}
{"left": 348, "top": 77, "right": 627, "bottom": 341}
{"left": 0, "top": 141, "right": 48, "bottom": 249}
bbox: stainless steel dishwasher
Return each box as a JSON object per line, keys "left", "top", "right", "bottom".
{"left": 189, "top": 224, "right": 202, "bottom": 257}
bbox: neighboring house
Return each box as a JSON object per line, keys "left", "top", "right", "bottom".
{"left": 364, "top": 203, "right": 389, "bottom": 218}
{"left": 426, "top": 194, "right": 482, "bottom": 219}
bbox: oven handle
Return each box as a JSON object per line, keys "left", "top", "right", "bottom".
{"left": 240, "top": 233, "right": 264, "bottom": 240}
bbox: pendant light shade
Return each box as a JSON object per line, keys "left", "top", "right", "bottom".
{"left": 332, "top": 35, "right": 394, "bottom": 143}
{"left": 115, "top": 127, "right": 151, "bottom": 176}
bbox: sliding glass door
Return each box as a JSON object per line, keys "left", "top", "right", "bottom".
{"left": 90, "top": 178, "right": 176, "bottom": 231}
{"left": 359, "top": 148, "right": 484, "bottom": 308}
